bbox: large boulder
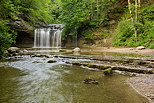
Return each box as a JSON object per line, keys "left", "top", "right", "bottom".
{"left": 7, "top": 47, "right": 20, "bottom": 54}
{"left": 73, "top": 47, "right": 80, "bottom": 52}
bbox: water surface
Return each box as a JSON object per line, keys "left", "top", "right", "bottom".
{"left": 0, "top": 56, "right": 149, "bottom": 103}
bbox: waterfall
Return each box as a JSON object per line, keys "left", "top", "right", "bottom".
{"left": 33, "top": 24, "right": 63, "bottom": 48}
{"left": 34, "top": 28, "right": 51, "bottom": 48}
{"left": 51, "top": 29, "right": 62, "bottom": 48}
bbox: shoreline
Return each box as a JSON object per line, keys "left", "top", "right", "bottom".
{"left": 81, "top": 47, "right": 154, "bottom": 103}
{"left": 100, "top": 47, "right": 154, "bottom": 57}
{"left": 101, "top": 47, "right": 154, "bottom": 103}
{"left": 127, "top": 77, "right": 153, "bottom": 103}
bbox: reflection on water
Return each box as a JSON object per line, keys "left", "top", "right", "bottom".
{"left": 0, "top": 56, "right": 149, "bottom": 103}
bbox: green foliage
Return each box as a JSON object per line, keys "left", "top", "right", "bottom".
{"left": 0, "top": 0, "right": 55, "bottom": 58}
{"left": 0, "top": 0, "right": 19, "bottom": 19}
{"left": 114, "top": 4, "right": 154, "bottom": 48}
{"left": 0, "top": 20, "right": 16, "bottom": 58}
{"left": 59, "top": 0, "right": 111, "bottom": 39}
{"left": 19, "top": 0, "right": 54, "bottom": 24}
{"left": 0, "top": 0, "right": 54, "bottom": 24}
{"left": 82, "top": 30, "right": 94, "bottom": 39}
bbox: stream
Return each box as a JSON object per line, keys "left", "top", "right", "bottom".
{"left": 0, "top": 50, "right": 150, "bottom": 103}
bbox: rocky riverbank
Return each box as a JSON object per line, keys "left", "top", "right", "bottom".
{"left": 100, "top": 47, "right": 154, "bottom": 57}
{"left": 128, "top": 74, "right": 154, "bottom": 103}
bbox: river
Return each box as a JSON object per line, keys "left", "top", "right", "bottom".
{"left": 0, "top": 51, "right": 150, "bottom": 103}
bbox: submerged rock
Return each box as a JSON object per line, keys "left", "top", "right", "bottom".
{"left": 103, "top": 68, "right": 113, "bottom": 75}
{"left": 83, "top": 78, "right": 99, "bottom": 84}
{"left": 32, "top": 61, "right": 42, "bottom": 63}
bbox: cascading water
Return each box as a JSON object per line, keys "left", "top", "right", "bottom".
{"left": 51, "top": 29, "right": 62, "bottom": 48}
{"left": 34, "top": 28, "right": 51, "bottom": 48}
{"left": 33, "top": 24, "right": 63, "bottom": 48}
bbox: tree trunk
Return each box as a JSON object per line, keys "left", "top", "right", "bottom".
{"left": 128, "top": 0, "right": 138, "bottom": 40}
{"left": 138, "top": 0, "right": 141, "bottom": 8}
{"left": 128, "top": 0, "right": 133, "bottom": 23}
{"left": 96, "top": 0, "right": 99, "bottom": 18}
{"left": 134, "top": 0, "right": 138, "bottom": 39}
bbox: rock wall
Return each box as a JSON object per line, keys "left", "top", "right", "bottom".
{"left": 9, "top": 18, "right": 35, "bottom": 47}
{"left": 63, "top": 35, "right": 112, "bottom": 48}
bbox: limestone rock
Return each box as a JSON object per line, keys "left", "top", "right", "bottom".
{"left": 136, "top": 46, "right": 146, "bottom": 50}
{"left": 8, "top": 47, "right": 20, "bottom": 54}
{"left": 73, "top": 47, "right": 80, "bottom": 52}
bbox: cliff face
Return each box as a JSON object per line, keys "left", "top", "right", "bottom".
{"left": 9, "top": 18, "right": 35, "bottom": 47}
{"left": 10, "top": 19, "right": 34, "bottom": 33}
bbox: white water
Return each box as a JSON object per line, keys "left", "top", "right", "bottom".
{"left": 34, "top": 25, "right": 62, "bottom": 48}
{"left": 34, "top": 28, "right": 51, "bottom": 48}
{"left": 51, "top": 29, "right": 62, "bottom": 48}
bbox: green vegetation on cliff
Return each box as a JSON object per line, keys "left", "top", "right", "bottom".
{"left": 0, "top": 0, "right": 55, "bottom": 58}
{"left": 0, "top": 20, "right": 16, "bottom": 58}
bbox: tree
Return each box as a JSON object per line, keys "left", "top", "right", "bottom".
{"left": 0, "top": 20, "right": 16, "bottom": 58}
{"left": 127, "top": 0, "right": 141, "bottom": 40}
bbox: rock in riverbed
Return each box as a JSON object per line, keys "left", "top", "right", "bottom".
{"left": 8, "top": 47, "right": 20, "bottom": 54}
{"left": 103, "top": 68, "right": 113, "bottom": 75}
{"left": 83, "top": 78, "right": 99, "bottom": 84}
{"left": 47, "top": 60, "right": 57, "bottom": 63}
{"left": 73, "top": 47, "right": 80, "bottom": 52}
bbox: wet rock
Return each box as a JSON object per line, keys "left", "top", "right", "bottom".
{"left": 114, "top": 70, "right": 137, "bottom": 76}
{"left": 44, "top": 55, "right": 53, "bottom": 58}
{"left": 35, "top": 54, "right": 41, "bottom": 57}
{"left": 12, "top": 53, "right": 19, "bottom": 56}
{"left": 8, "top": 47, "right": 20, "bottom": 54}
{"left": 103, "top": 68, "right": 113, "bottom": 75}
{"left": 73, "top": 52, "right": 80, "bottom": 56}
{"left": 59, "top": 49, "right": 66, "bottom": 52}
{"left": 47, "top": 60, "right": 57, "bottom": 63}
{"left": 22, "top": 49, "right": 28, "bottom": 54}
{"left": 32, "top": 61, "right": 42, "bottom": 63}
{"left": 72, "top": 62, "right": 82, "bottom": 66}
{"left": 73, "top": 47, "right": 80, "bottom": 52}
{"left": 83, "top": 79, "right": 99, "bottom": 84}
{"left": 136, "top": 46, "right": 146, "bottom": 50}
{"left": 18, "top": 49, "right": 28, "bottom": 55}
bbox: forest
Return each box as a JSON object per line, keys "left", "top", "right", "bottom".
{"left": 0, "top": 0, "right": 154, "bottom": 58}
